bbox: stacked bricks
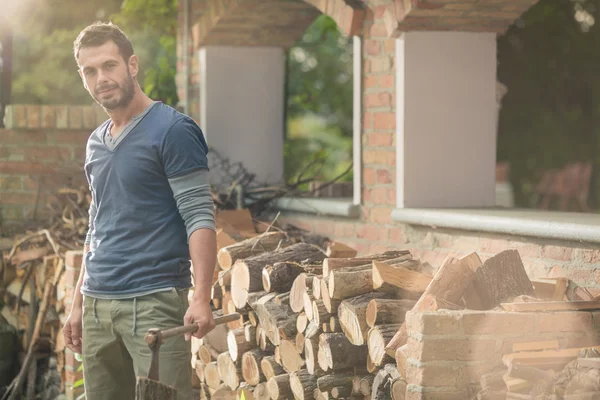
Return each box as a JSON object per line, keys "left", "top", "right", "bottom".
{"left": 63, "top": 250, "right": 84, "bottom": 400}
{"left": 403, "top": 309, "right": 600, "bottom": 400}
{"left": 0, "top": 104, "right": 104, "bottom": 231}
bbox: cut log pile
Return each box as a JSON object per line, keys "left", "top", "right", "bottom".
{"left": 0, "top": 187, "right": 92, "bottom": 400}
{"left": 196, "top": 234, "right": 600, "bottom": 400}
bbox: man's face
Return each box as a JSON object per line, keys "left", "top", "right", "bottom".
{"left": 78, "top": 41, "right": 136, "bottom": 110}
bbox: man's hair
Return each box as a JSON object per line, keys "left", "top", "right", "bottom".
{"left": 73, "top": 21, "right": 134, "bottom": 65}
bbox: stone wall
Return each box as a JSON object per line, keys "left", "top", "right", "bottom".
{"left": 404, "top": 309, "right": 600, "bottom": 399}
{"left": 0, "top": 104, "right": 105, "bottom": 233}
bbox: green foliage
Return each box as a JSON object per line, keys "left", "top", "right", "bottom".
{"left": 497, "top": 0, "right": 600, "bottom": 209}
{"left": 284, "top": 15, "right": 353, "bottom": 187}
{"left": 9, "top": 0, "right": 178, "bottom": 107}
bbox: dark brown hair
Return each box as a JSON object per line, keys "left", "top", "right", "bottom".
{"left": 73, "top": 21, "right": 134, "bottom": 65}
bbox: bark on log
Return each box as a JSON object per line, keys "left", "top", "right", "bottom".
{"left": 316, "top": 371, "right": 355, "bottom": 392}
{"left": 331, "top": 386, "right": 354, "bottom": 399}
{"left": 329, "top": 317, "right": 341, "bottom": 333}
{"left": 338, "top": 292, "right": 391, "bottom": 346}
{"left": 323, "top": 250, "right": 411, "bottom": 276}
{"left": 290, "top": 273, "right": 317, "bottom": 313}
{"left": 231, "top": 243, "right": 325, "bottom": 308}
{"left": 318, "top": 332, "right": 368, "bottom": 372}
{"left": 312, "top": 299, "right": 331, "bottom": 327}
{"left": 262, "top": 262, "right": 304, "bottom": 293}
{"left": 217, "top": 231, "right": 289, "bottom": 270}
{"left": 385, "top": 253, "right": 482, "bottom": 357}
{"left": 371, "top": 364, "right": 401, "bottom": 400}
{"left": 304, "top": 320, "right": 321, "bottom": 340}
{"left": 372, "top": 260, "right": 432, "bottom": 300}
{"left": 135, "top": 378, "right": 177, "bottom": 400}
{"left": 325, "top": 241, "right": 358, "bottom": 258}
{"left": 366, "top": 299, "right": 416, "bottom": 329}
{"left": 244, "top": 324, "right": 257, "bottom": 344}
{"left": 241, "top": 349, "right": 266, "bottom": 386}
{"left": 255, "top": 357, "right": 280, "bottom": 382}
{"left": 279, "top": 339, "right": 305, "bottom": 373}
{"left": 290, "top": 370, "right": 319, "bottom": 400}
{"left": 368, "top": 324, "right": 402, "bottom": 366}
{"left": 253, "top": 296, "right": 297, "bottom": 346}
{"left": 267, "top": 374, "right": 293, "bottom": 400}
{"left": 328, "top": 267, "right": 373, "bottom": 300}
{"left": 469, "top": 249, "right": 535, "bottom": 310}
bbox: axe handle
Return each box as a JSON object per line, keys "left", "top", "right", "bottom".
{"left": 160, "top": 312, "right": 241, "bottom": 340}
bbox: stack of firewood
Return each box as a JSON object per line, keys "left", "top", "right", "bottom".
{"left": 0, "top": 187, "right": 91, "bottom": 400}
{"left": 193, "top": 226, "right": 600, "bottom": 400}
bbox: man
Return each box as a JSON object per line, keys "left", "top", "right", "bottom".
{"left": 62, "top": 21, "right": 216, "bottom": 400}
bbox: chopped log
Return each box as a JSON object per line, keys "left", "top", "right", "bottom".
{"left": 203, "top": 320, "right": 230, "bottom": 353}
{"left": 329, "top": 317, "right": 341, "bottom": 333}
{"left": 304, "top": 337, "right": 324, "bottom": 375}
{"left": 367, "top": 354, "right": 377, "bottom": 373}
{"left": 227, "top": 328, "right": 253, "bottom": 362}
{"left": 312, "top": 299, "right": 331, "bottom": 327}
{"left": 295, "top": 332, "right": 305, "bottom": 354}
{"left": 338, "top": 292, "right": 391, "bottom": 346}
{"left": 296, "top": 312, "right": 308, "bottom": 333}
{"left": 394, "top": 344, "right": 409, "bottom": 378}
{"left": 253, "top": 296, "right": 297, "bottom": 346}
{"left": 321, "top": 278, "right": 341, "bottom": 314}
{"left": 366, "top": 298, "right": 417, "bottom": 329}
{"left": 304, "top": 320, "right": 321, "bottom": 340}
{"left": 325, "top": 241, "right": 358, "bottom": 258}
{"left": 218, "top": 231, "right": 289, "bottom": 270}
{"left": 321, "top": 323, "right": 330, "bottom": 333}
{"left": 290, "top": 273, "right": 316, "bottom": 313}
{"left": 391, "top": 378, "right": 406, "bottom": 400}
{"left": 199, "top": 344, "right": 221, "bottom": 364}
{"left": 316, "top": 371, "right": 355, "bottom": 392}
{"left": 217, "top": 351, "right": 241, "bottom": 390}
{"left": 371, "top": 364, "right": 401, "bottom": 400}
{"left": 385, "top": 253, "right": 482, "bottom": 357}
{"left": 204, "top": 361, "right": 222, "bottom": 390}
{"left": 312, "top": 276, "right": 322, "bottom": 300}
{"left": 372, "top": 260, "right": 432, "bottom": 300}
{"left": 260, "top": 356, "right": 284, "bottom": 380}
{"left": 330, "top": 385, "right": 354, "bottom": 399}
{"left": 262, "top": 262, "right": 304, "bottom": 293}
{"left": 368, "top": 324, "right": 402, "bottom": 366}
{"left": 267, "top": 374, "right": 293, "bottom": 400}
{"left": 218, "top": 270, "right": 231, "bottom": 287}
{"left": 323, "top": 250, "right": 411, "bottom": 276}
{"left": 279, "top": 339, "right": 305, "bottom": 373}
{"left": 318, "top": 332, "right": 368, "bottom": 371}
{"left": 244, "top": 324, "right": 257, "bottom": 344}
{"left": 359, "top": 375, "right": 375, "bottom": 396}
{"left": 303, "top": 292, "right": 315, "bottom": 321}
{"left": 469, "top": 250, "right": 534, "bottom": 309}
{"left": 253, "top": 382, "right": 270, "bottom": 400}
{"left": 290, "top": 370, "right": 318, "bottom": 400}
{"left": 241, "top": 349, "right": 266, "bottom": 386}
{"left": 195, "top": 360, "right": 206, "bottom": 383}
{"left": 328, "top": 267, "right": 373, "bottom": 300}
{"left": 247, "top": 291, "right": 269, "bottom": 308}
{"left": 231, "top": 243, "right": 326, "bottom": 308}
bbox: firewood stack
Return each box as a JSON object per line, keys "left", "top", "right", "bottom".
{"left": 194, "top": 229, "right": 600, "bottom": 400}
{"left": 0, "top": 187, "right": 92, "bottom": 400}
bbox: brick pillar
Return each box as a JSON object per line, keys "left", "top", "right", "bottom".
{"left": 63, "top": 250, "right": 84, "bottom": 400}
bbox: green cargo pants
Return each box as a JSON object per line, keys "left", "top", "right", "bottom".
{"left": 81, "top": 288, "right": 192, "bottom": 400}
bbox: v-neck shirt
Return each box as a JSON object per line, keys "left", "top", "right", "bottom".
{"left": 102, "top": 101, "right": 159, "bottom": 151}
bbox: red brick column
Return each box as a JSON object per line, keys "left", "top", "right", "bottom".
{"left": 63, "top": 250, "right": 84, "bottom": 400}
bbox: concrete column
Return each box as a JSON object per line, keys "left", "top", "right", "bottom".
{"left": 199, "top": 46, "right": 285, "bottom": 186}
{"left": 395, "top": 32, "right": 497, "bottom": 208}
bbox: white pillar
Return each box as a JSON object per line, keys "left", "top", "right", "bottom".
{"left": 395, "top": 32, "right": 497, "bottom": 208}
{"left": 199, "top": 46, "right": 285, "bottom": 186}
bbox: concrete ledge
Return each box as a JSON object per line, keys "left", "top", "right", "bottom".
{"left": 273, "top": 197, "right": 360, "bottom": 218}
{"left": 391, "top": 208, "right": 600, "bottom": 244}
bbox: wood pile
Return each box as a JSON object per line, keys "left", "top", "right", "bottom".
{"left": 0, "top": 187, "right": 92, "bottom": 400}
{"left": 195, "top": 236, "right": 600, "bottom": 400}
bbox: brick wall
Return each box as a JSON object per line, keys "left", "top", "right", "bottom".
{"left": 0, "top": 104, "right": 104, "bottom": 233}
{"left": 404, "top": 309, "right": 600, "bottom": 399}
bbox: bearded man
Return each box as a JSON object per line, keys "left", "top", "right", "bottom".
{"left": 62, "top": 21, "right": 216, "bottom": 400}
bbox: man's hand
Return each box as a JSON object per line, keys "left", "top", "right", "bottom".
{"left": 64, "top": 307, "right": 83, "bottom": 354}
{"left": 183, "top": 298, "right": 215, "bottom": 341}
